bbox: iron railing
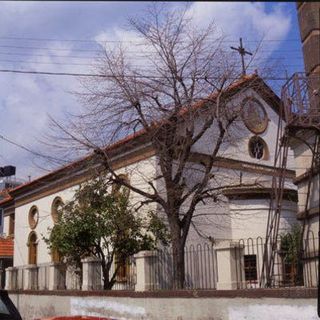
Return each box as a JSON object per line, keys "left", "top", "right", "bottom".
{"left": 7, "top": 233, "right": 318, "bottom": 291}
{"left": 111, "top": 256, "right": 135, "bottom": 290}
{"left": 235, "top": 232, "right": 318, "bottom": 289}
{"left": 147, "top": 243, "right": 217, "bottom": 290}
{"left": 281, "top": 72, "right": 320, "bottom": 129}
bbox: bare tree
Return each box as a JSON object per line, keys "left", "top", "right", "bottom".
{"left": 48, "top": 5, "right": 267, "bottom": 288}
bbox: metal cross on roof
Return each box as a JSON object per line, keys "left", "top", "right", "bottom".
{"left": 230, "top": 38, "right": 253, "bottom": 76}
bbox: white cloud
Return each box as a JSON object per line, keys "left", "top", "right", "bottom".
{"left": 93, "top": 2, "right": 291, "bottom": 72}
{"left": 186, "top": 2, "right": 290, "bottom": 42}
{"left": 0, "top": 41, "right": 83, "bottom": 180}
{"left": 0, "top": 2, "right": 292, "bottom": 180}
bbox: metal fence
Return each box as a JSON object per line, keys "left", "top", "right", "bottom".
{"left": 6, "top": 233, "right": 318, "bottom": 291}
{"left": 234, "top": 231, "right": 318, "bottom": 289}
{"left": 111, "top": 256, "right": 136, "bottom": 290}
{"left": 147, "top": 243, "right": 217, "bottom": 290}
{"left": 145, "top": 233, "right": 318, "bottom": 291}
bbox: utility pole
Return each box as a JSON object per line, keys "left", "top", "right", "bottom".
{"left": 230, "top": 38, "right": 252, "bottom": 76}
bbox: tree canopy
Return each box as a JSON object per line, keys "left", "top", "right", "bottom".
{"left": 45, "top": 175, "right": 168, "bottom": 289}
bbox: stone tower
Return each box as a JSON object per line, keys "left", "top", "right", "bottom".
{"left": 297, "top": 2, "right": 320, "bottom": 94}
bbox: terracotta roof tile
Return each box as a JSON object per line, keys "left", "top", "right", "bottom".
{"left": 0, "top": 238, "right": 14, "bottom": 257}
{"left": 0, "top": 190, "right": 13, "bottom": 206}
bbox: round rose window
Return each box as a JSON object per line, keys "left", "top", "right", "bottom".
{"left": 28, "top": 206, "right": 39, "bottom": 229}
{"left": 242, "top": 97, "right": 268, "bottom": 134}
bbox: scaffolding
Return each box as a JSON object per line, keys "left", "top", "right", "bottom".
{"left": 261, "top": 72, "right": 320, "bottom": 287}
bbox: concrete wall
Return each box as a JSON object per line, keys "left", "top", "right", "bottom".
{"left": 9, "top": 290, "right": 318, "bottom": 320}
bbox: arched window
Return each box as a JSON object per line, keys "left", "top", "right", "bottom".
{"left": 28, "top": 206, "right": 39, "bottom": 229}
{"left": 28, "top": 232, "right": 38, "bottom": 265}
{"left": 51, "top": 248, "right": 61, "bottom": 263}
{"left": 51, "top": 197, "right": 64, "bottom": 224}
{"left": 248, "top": 136, "right": 269, "bottom": 160}
{"left": 50, "top": 226, "right": 62, "bottom": 263}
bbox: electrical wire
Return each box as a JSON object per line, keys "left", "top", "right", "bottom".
{"left": 0, "top": 36, "right": 302, "bottom": 43}
{"left": 0, "top": 134, "right": 68, "bottom": 164}
{"left": 0, "top": 68, "right": 312, "bottom": 80}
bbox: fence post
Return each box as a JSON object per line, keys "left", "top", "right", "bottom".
{"left": 215, "top": 241, "right": 244, "bottom": 290}
{"left": 81, "top": 257, "right": 102, "bottom": 291}
{"left": 23, "top": 265, "right": 38, "bottom": 290}
{"left": 5, "top": 267, "right": 14, "bottom": 290}
{"left": 66, "top": 266, "right": 81, "bottom": 290}
{"left": 38, "top": 264, "right": 48, "bottom": 290}
{"left": 49, "top": 262, "right": 66, "bottom": 290}
{"left": 134, "top": 250, "right": 157, "bottom": 291}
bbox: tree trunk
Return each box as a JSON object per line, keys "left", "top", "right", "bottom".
{"left": 171, "top": 231, "right": 186, "bottom": 289}
{"left": 101, "top": 259, "right": 114, "bottom": 290}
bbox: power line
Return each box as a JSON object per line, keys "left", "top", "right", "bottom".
{"left": 0, "top": 51, "right": 102, "bottom": 60}
{"left": 0, "top": 50, "right": 304, "bottom": 61}
{"left": 0, "top": 44, "right": 102, "bottom": 53}
{"left": 0, "top": 49, "right": 304, "bottom": 69}
{"left": 0, "top": 58, "right": 94, "bottom": 67}
{"left": 0, "top": 67, "right": 314, "bottom": 80}
{"left": 0, "top": 36, "right": 302, "bottom": 43}
{"left": 0, "top": 44, "right": 304, "bottom": 57}
{"left": 0, "top": 134, "right": 68, "bottom": 164}
{"left": 0, "top": 60, "right": 305, "bottom": 70}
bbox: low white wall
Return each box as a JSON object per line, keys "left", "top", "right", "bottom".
{"left": 9, "top": 291, "right": 318, "bottom": 320}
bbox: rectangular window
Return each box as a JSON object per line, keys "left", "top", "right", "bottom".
{"left": 8, "top": 213, "right": 15, "bottom": 236}
{"left": 244, "top": 254, "right": 257, "bottom": 281}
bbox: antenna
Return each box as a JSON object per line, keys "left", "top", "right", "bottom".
{"left": 231, "top": 38, "right": 253, "bottom": 76}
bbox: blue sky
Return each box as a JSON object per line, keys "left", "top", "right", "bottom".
{"left": 0, "top": 2, "right": 304, "bottom": 181}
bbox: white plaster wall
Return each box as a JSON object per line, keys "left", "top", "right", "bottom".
{"left": 14, "top": 187, "right": 76, "bottom": 267}
{"left": 305, "top": 215, "right": 319, "bottom": 239}
{"left": 186, "top": 196, "right": 232, "bottom": 243}
{"left": 191, "top": 88, "right": 295, "bottom": 169}
{"left": 297, "top": 176, "right": 320, "bottom": 213}
{"left": 291, "top": 134, "right": 319, "bottom": 240}
{"left": 229, "top": 199, "right": 298, "bottom": 241}
{"left": 118, "top": 156, "right": 158, "bottom": 218}
{"left": 162, "top": 162, "right": 297, "bottom": 244}
{"left": 11, "top": 88, "right": 301, "bottom": 267}
{"left": 292, "top": 134, "right": 315, "bottom": 177}
{"left": 13, "top": 156, "right": 158, "bottom": 267}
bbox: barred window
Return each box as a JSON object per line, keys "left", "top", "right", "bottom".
{"left": 115, "top": 256, "right": 130, "bottom": 282}
{"left": 244, "top": 254, "right": 257, "bottom": 281}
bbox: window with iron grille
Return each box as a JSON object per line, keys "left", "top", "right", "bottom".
{"left": 244, "top": 254, "right": 257, "bottom": 281}
{"left": 115, "top": 256, "right": 130, "bottom": 282}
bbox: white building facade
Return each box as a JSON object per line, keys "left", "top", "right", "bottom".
{"left": 2, "top": 75, "right": 299, "bottom": 291}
